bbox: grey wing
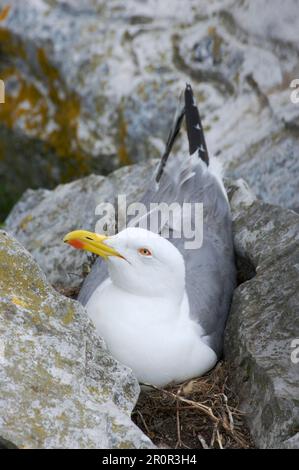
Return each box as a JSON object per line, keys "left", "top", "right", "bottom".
{"left": 177, "top": 168, "right": 236, "bottom": 358}
{"left": 133, "top": 83, "right": 236, "bottom": 356}
{"left": 137, "top": 155, "right": 236, "bottom": 357}
{"left": 78, "top": 257, "right": 108, "bottom": 305}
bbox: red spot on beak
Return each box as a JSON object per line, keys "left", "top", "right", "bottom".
{"left": 68, "top": 239, "right": 84, "bottom": 249}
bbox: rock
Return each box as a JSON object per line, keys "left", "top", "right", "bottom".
{"left": 0, "top": 230, "right": 153, "bottom": 449}
{"left": 0, "top": 0, "right": 298, "bottom": 218}
{"left": 224, "top": 179, "right": 299, "bottom": 449}
{"left": 226, "top": 130, "right": 299, "bottom": 214}
{"left": 4, "top": 161, "right": 157, "bottom": 289}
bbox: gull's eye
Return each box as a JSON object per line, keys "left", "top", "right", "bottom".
{"left": 138, "top": 248, "right": 152, "bottom": 257}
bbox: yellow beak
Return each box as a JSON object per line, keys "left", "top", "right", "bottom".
{"left": 63, "top": 230, "right": 122, "bottom": 260}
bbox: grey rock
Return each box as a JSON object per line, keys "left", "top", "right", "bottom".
{"left": 226, "top": 130, "right": 299, "bottom": 213}
{"left": 0, "top": 0, "right": 298, "bottom": 218}
{"left": 4, "top": 162, "right": 157, "bottom": 289}
{"left": 225, "top": 179, "right": 299, "bottom": 449}
{"left": 0, "top": 230, "right": 153, "bottom": 449}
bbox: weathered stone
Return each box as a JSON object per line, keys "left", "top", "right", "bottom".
{"left": 225, "top": 180, "right": 299, "bottom": 449}
{"left": 0, "top": 230, "right": 153, "bottom": 449}
{"left": 4, "top": 162, "right": 157, "bottom": 289}
{"left": 0, "top": 0, "right": 298, "bottom": 218}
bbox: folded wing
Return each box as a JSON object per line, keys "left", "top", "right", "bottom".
{"left": 79, "top": 85, "right": 236, "bottom": 356}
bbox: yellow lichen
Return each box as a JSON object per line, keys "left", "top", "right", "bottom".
{"left": 207, "top": 26, "right": 223, "bottom": 63}
{"left": 0, "top": 27, "right": 27, "bottom": 59}
{"left": 37, "top": 47, "right": 60, "bottom": 84}
{"left": 0, "top": 5, "right": 11, "bottom": 22}
{"left": 37, "top": 47, "right": 91, "bottom": 179}
{"left": 0, "top": 42, "right": 91, "bottom": 182}
{"left": 0, "top": 66, "right": 48, "bottom": 132}
{"left": 62, "top": 306, "right": 74, "bottom": 325}
{"left": 19, "top": 214, "right": 33, "bottom": 231}
{"left": 11, "top": 297, "right": 29, "bottom": 309}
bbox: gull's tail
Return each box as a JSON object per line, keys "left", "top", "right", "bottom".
{"left": 156, "top": 91, "right": 185, "bottom": 182}
{"left": 185, "top": 83, "right": 209, "bottom": 166}
{"left": 156, "top": 83, "right": 209, "bottom": 182}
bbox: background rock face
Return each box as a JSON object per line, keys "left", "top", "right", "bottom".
{"left": 0, "top": 230, "right": 153, "bottom": 449}
{"left": 0, "top": 0, "right": 298, "bottom": 219}
{"left": 225, "top": 180, "right": 299, "bottom": 449}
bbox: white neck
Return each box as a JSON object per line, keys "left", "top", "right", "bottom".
{"left": 107, "top": 263, "right": 185, "bottom": 305}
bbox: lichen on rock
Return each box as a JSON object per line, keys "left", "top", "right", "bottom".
{"left": 0, "top": 230, "right": 153, "bottom": 449}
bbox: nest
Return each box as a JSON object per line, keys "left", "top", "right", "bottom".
{"left": 132, "top": 362, "right": 254, "bottom": 449}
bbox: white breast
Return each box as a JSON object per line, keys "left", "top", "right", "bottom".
{"left": 86, "top": 279, "right": 217, "bottom": 386}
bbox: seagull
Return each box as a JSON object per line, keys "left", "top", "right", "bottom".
{"left": 64, "top": 84, "right": 236, "bottom": 387}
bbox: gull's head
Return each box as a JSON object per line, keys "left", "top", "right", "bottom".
{"left": 64, "top": 227, "right": 185, "bottom": 300}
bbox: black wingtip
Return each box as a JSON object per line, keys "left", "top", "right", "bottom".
{"left": 155, "top": 91, "right": 185, "bottom": 183}
{"left": 184, "top": 84, "right": 209, "bottom": 165}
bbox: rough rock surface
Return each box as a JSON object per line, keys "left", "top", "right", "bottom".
{"left": 4, "top": 161, "right": 157, "bottom": 289}
{"left": 0, "top": 230, "right": 153, "bottom": 449}
{"left": 225, "top": 179, "right": 299, "bottom": 449}
{"left": 0, "top": 0, "right": 298, "bottom": 218}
